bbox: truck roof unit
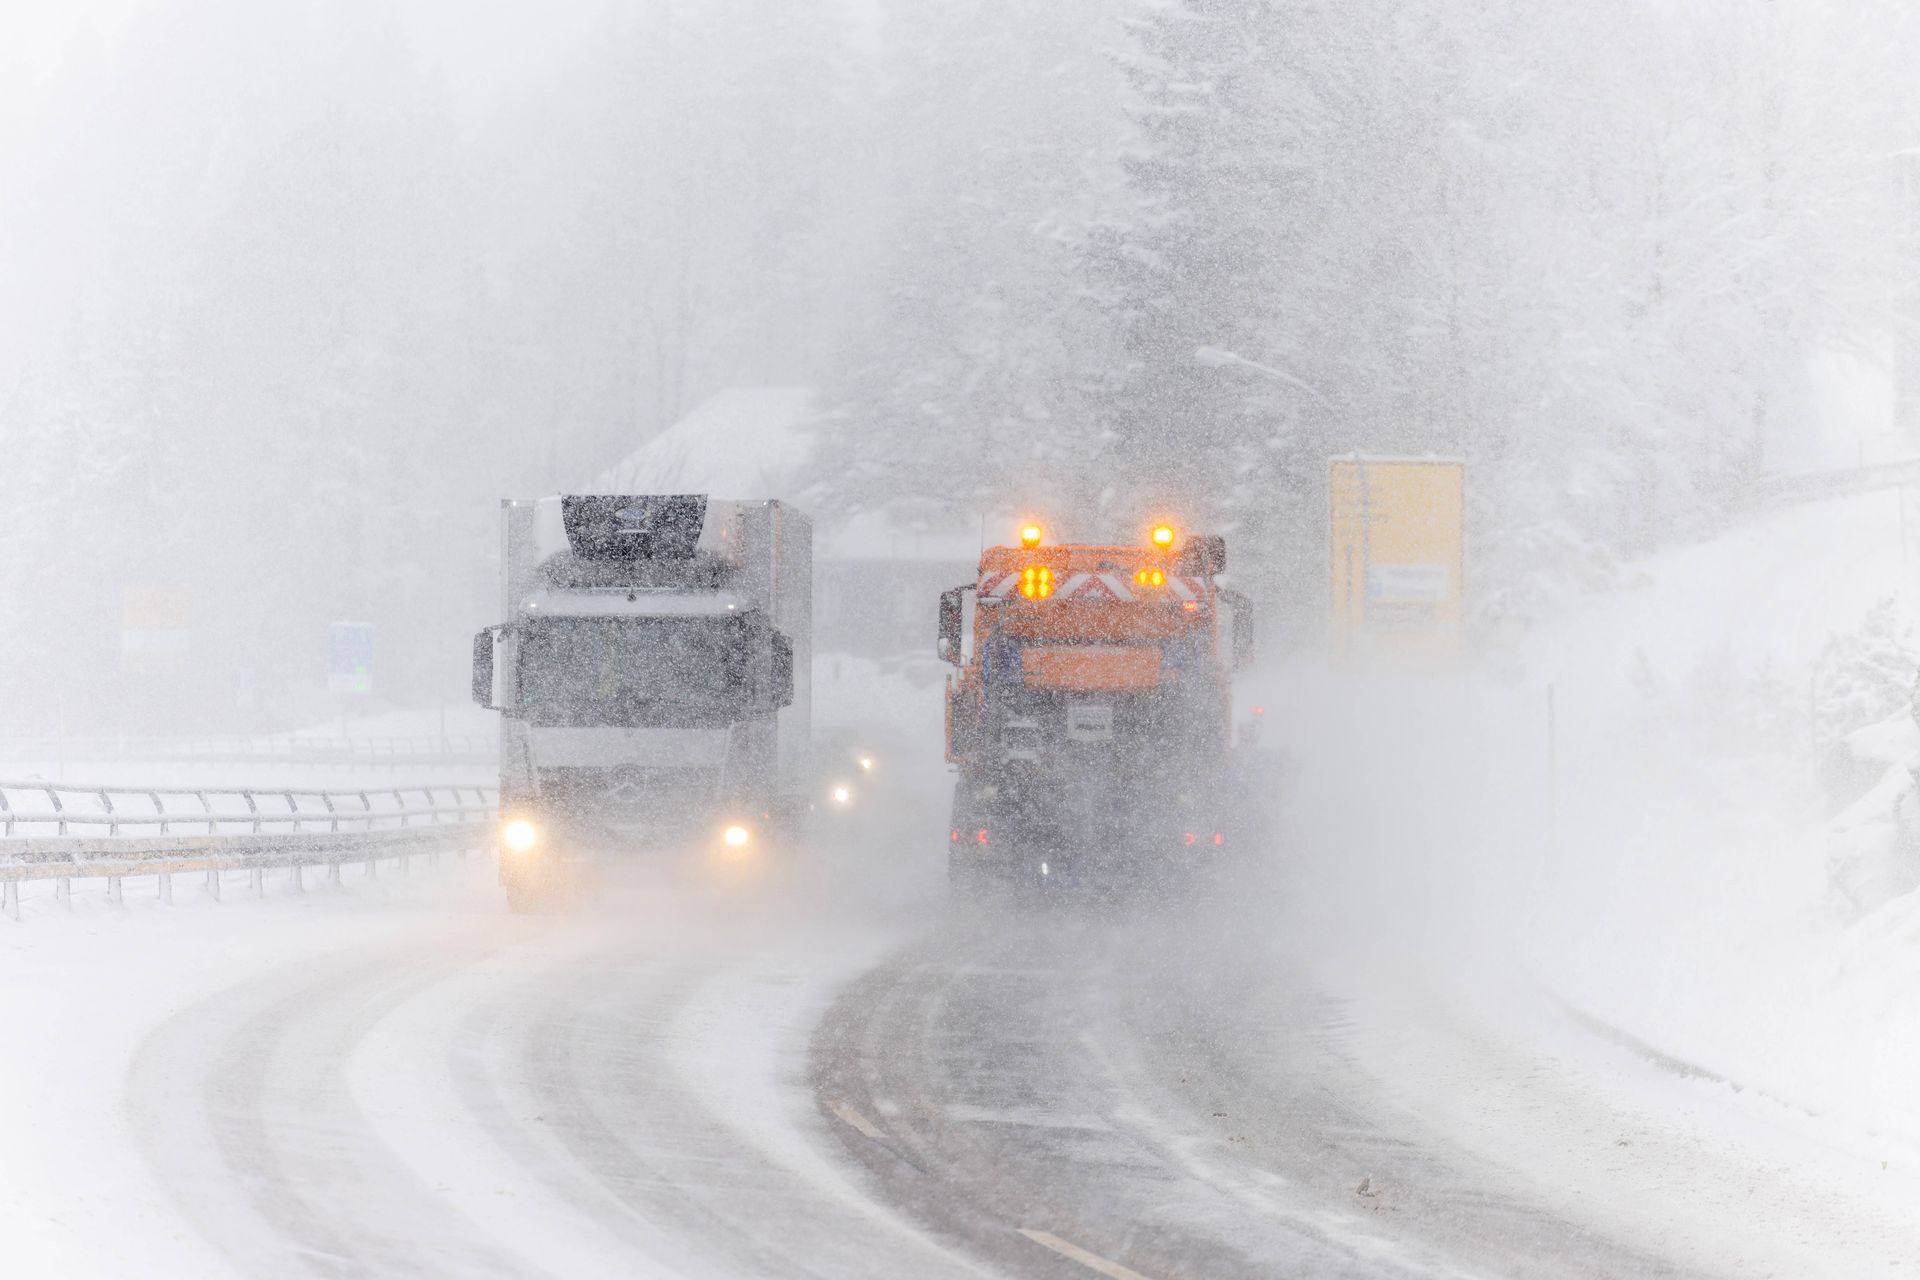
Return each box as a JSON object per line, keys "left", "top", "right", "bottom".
{"left": 527, "top": 495, "right": 770, "bottom": 594}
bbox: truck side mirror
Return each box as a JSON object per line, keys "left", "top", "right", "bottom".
{"left": 1178, "top": 535, "right": 1227, "bottom": 575}
{"left": 937, "top": 587, "right": 966, "bottom": 664}
{"left": 1220, "top": 589, "right": 1255, "bottom": 670}
{"left": 722, "top": 614, "right": 751, "bottom": 693}
{"left": 771, "top": 632, "right": 795, "bottom": 709}
{"left": 471, "top": 626, "right": 507, "bottom": 709}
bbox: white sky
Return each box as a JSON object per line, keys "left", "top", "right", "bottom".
{"left": 0, "top": 0, "right": 881, "bottom": 117}
{"left": 0, "top": 0, "right": 590, "bottom": 107}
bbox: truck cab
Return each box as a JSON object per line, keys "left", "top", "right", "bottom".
{"left": 472, "top": 494, "right": 811, "bottom": 909}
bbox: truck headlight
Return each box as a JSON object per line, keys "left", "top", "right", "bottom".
{"left": 831, "top": 784, "right": 853, "bottom": 807}
{"left": 721, "top": 824, "right": 752, "bottom": 849}
{"left": 502, "top": 818, "right": 539, "bottom": 853}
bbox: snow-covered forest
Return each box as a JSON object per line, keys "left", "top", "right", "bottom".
{"left": 827, "top": 0, "right": 1920, "bottom": 630}
{"left": 2, "top": 0, "right": 1916, "bottom": 731}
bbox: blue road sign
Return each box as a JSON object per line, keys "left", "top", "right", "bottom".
{"left": 328, "top": 621, "right": 375, "bottom": 695}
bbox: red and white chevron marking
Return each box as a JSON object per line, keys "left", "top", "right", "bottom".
{"left": 980, "top": 571, "right": 1020, "bottom": 598}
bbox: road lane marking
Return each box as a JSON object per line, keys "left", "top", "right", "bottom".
{"left": 1016, "top": 1228, "right": 1159, "bottom": 1280}
{"left": 945, "top": 1103, "right": 1114, "bottom": 1131}
{"left": 828, "top": 1099, "right": 887, "bottom": 1141}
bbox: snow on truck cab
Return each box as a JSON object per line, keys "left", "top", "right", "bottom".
{"left": 471, "top": 494, "right": 810, "bottom": 910}
{"left": 938, "top": 522, "right": 1254, "bottom": 890}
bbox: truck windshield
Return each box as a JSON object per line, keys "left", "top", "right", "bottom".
{"left": 518, "top": 617, "right": 736, "bottom": 726}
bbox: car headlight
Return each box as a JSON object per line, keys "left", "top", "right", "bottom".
{"left": 721, "top": 823, "right": 752, "bottom": 849}
{"left": 502, "top": 818, "right": 539, "bottom": 853}
{"left": 830, "top": 784, "right": 853, "bottom": 807}
{"left": 857, "top": 755, "right": 874, "bottom": 772}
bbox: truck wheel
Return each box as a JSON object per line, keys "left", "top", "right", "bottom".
{"left": 504, "top": 874, "right": 548, "bottom": 914}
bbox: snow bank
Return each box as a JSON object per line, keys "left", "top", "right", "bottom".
{"left": 1511, "top": 488, "right": 1920, "bottom": 1150}
{"left": 0, "top": 858, "right": 502, "bottom": 1277}
{"left": 1825, "top": 722, "right": 1920, "bottom": 914}
{"left": 1271, "top": 485, "right": 1920, "bottom": 1163}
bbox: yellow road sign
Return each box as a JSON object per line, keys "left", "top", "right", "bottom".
{"left": 1328, "top": 456, "right": 1465, "bottom": 663}
{"left": 121, "top": 586, "right": 192, "bottom": 672}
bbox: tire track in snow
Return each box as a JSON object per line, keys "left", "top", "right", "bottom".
{"left": 127, "top": 906, "right": 988, "bottom": 1280}
{"left": 445, "top": 928, "right": 991, "bottom": 1279}
{"left": 128, "top": 930, "right": 532, "bottom": 1278}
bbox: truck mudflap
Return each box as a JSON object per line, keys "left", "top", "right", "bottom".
{"left": 945, "top": 773, "right": 1239, "bottom": 898}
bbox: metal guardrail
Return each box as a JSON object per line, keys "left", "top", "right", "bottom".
{"left": 1743, "top": 459, "right": 1920, "bottom": 511}
{"left": 0, "top": 779, "right": 496, "bottom": 838}
{"left": 0, "top": 735, "right": 496, "bottom": 768}
{"left": 0, "top": 781, "right": 499, "bottom": 918}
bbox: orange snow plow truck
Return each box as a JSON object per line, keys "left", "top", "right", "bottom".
{"left": 937, "top": 522, "right": 1255, "bottom": 891}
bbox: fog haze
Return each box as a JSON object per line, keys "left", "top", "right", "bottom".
{"left": 7, "top": 4, "right": 1920, "bottom": 1277}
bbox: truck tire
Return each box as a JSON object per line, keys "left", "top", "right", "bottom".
{"left": 504, "top": 873, "right": 549, "bottom": 915}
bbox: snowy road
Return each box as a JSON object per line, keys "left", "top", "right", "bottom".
{"left": 107, "top": 870, "right": 984, "bottom": 1279}
{"left": 811, "top": 912, "right": 1671, "bottom": 1280}
{"left": 8, "top": 856, "right": 1920, "bottom": 1278}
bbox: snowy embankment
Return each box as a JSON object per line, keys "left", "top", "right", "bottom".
{"left": 1274, "top": 487, "right": 1920, "bottom": 1170}
{"left": 0, "top": 859, "right": 505, "bottom": 1276}
{"left": 1518, "top": 490, "right": 1920, "bottom": 1147}
{"left": 1236, "top": 489, "right": 1920, "bottom": 1270}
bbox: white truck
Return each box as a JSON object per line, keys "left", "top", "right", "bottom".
{"left": 471, "top": 494, "right": 811, "bottom": 910}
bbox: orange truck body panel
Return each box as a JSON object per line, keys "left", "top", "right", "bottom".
{"left": 944, "top": 539, "right": 1228, "bottom": 763}
{"left": 1017, "top": 646, "right": 1163, "bottom": 690}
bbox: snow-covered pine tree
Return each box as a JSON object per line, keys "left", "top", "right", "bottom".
{"left": 1092, "top": 0, "right": 1358, "bottom": 635}
{"left": 811, "top": 0, "right": 1125, "bottom": 534}
{"left": 1815, "top": 598, "right": 1920, "bottom": 747}
{"left": 1096, "top": 0, "right": 1287, "bottom": 513}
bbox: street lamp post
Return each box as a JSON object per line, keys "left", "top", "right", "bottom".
{"left": 1192, "top": 346, "right": 1334, "bottom": 408}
